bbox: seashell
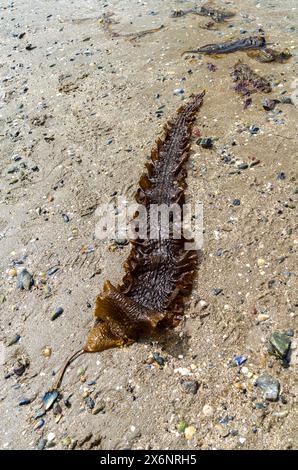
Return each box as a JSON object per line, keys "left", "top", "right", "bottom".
{"left": 42, "top": 390, "right": 59, "bottom": 410}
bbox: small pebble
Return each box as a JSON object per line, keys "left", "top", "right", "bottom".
{"left": 185, "top": 425, "right": 196, "bottom": 440}
{"left": 47, "top": 432, "right": 56, "bottom": 442}
{"left": 212, "top": 288, "right": 222, "bottom": 296}
{"left": 85, "top": 396, "right": 95, "bottom": 410}
{"left": 16, "top": 269, "right": 34, "bottom": 290}
{"left": 181, "top": 380, "right": 199, "bottom": 395}
{"left": 36, "top": 438, "right": 47, "bottom": 450}
{"left": 42, "top": 346, "right": 52, "bottom": 358}
{"left": 256, "top": 373, "right": 280, "bottom": 401}
{"left": 232, "top": 199, "right": 241, "bottom": 206}
{"left": 202, "top": 404, "right": 214, "bottom": 417}
{"left": 152, "top": 352, "right": 165, "bottom": 366}
{"left": 19, "top": 398, "right": 31, "bottom": 406}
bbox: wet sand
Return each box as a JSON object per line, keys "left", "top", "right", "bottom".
{"left": 0, "top": 0, "right": 297, "bottom": 450}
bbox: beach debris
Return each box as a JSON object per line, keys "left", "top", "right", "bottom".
{"left": 256, "top": 373, "right": 280, "bottom": 401}
{"left": 16, "top": 269, "right": 34, "bottom": 290}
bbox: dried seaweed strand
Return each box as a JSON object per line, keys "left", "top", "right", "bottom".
{"left": 55, "top": 92, "right": 205, "bottom": 388}
{"left": 99, "top": 12, "right": 164, "bottom": 41}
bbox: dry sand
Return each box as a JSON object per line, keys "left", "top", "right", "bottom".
{"left": 0, "top": 0, "right": 297, "bottom": 450}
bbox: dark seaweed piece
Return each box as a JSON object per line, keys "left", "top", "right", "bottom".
{"left": 85, "top": 92, "right": 205, "bottom": 353}
{"left": 231, "top": 62, "right": 271, "bottom": 109}
{"left": 183, "top": 36, "right": 266, "bottom": 56}
{"left": 54, "top": 92, "right": 205, "bottom": 389}
{"left": 171, "top": 2, "right": 235, "bottom": 23}
{"left": 231, "top": 62, "right": 271, "bottom": 94}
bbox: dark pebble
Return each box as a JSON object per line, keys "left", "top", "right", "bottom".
{"left": 19, "top": 398, "right": 31, "bottom": 406}
{"left": 62, "top": 213, "right": 70, "bottom": 223}
{"left": 212, "top": 288, "right": 223, "bottom": 296}
{"left": 277, "top": 172, "right": 286, "bottom": 180}
{"left": 152, "top": 352, "right": 165, "bottom": 366}
{"left": 232, "top": 199, "right": 241, "bottom": 206}
{"left": 198, "top": 137, "right": 213, "bottom": 149}
{"left": 85, "top": 396, "right": 95, "bottom": 410}
{"left": 237, "top": 163, "right": 249, "bottom": 170}
{"left": 285, "top": 329, "right": 294, "bottom": 337}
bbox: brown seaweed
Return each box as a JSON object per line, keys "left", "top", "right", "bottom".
{"left": 183, "top": 35, "right": 266, "bottom": 56}
{"left": 171, "top": 2, "right": 235, "bottom": 23}
{"left": 55, "top": 92, "right": 205, "bottom": 389}
{"left": 247, "top": 47, "right": 292, "bottom": 63}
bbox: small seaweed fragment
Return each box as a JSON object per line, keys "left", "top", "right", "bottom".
{"left": 55, "top": 92, "right": 205, "bottom": 389}
{"left": 231, "top": 62, "right": 271, "bottom": 108}
{"left": 182, "top": 35, "right": 266, "bottom": 56}
{"left": 171, "top": 2, "right": 235, "bottom": 23}
{"left": 231, "top": 62, "right": 272, "bottom": 93}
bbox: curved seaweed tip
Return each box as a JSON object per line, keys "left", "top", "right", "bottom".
{"left": 85, "top": 91, "right": 205, "bottom": 353}
{"left": 55, "top": 91, "right": 205, "bottom": 388}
